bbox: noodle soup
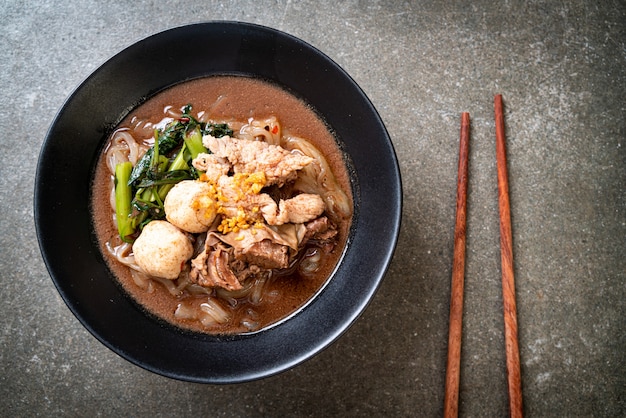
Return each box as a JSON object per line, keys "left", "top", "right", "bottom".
{"left": 91, "top": 76, "right": 353, "bottom": 334}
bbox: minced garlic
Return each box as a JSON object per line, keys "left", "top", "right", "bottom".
{"left": 199, "top": 172, "right": 269, "bottom": 234}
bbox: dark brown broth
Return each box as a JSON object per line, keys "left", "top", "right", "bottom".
{"left": 91, "top": 75, "right": 352, "bottom": 334}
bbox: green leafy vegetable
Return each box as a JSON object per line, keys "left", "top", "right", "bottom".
{"left": 204, "top": 122, "right": 233, "bottom": 139}
{"left": 135, "top": 169, "right": 193, "bottom": 188}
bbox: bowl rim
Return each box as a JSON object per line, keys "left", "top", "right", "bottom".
{"left": 35, "top": 21, "right": 402, "bottom": 383}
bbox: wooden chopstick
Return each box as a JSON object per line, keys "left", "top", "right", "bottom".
{"left": 444, "top": 112, "right": 470, "bottom": 418}
{"left": 494, "top": 94, "right": 524, "bottom": 418}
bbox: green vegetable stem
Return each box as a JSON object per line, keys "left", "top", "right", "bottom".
{"left": 184, "top": 126, "right": 206, "bottom": 159}
{"left": 114, "top": 161, "right": 136, "bottom": 242}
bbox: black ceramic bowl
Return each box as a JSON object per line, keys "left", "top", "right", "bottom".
{"left": 35, "top": 22, "right": 401, "bottom": 383}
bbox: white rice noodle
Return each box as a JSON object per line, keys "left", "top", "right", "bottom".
{"left": 174, "top": 302, "right": 197, "bottom": 320}
{"left": 240, "top": 309, "right": 260, "bottom": 331}
{"left": 106, "top": 241, "right": 141, "bottom": 271}
{"left": 249, "top": 276, "right": 268, "bottom": 305}
{"left": 199, "top": 298, "right": 230, "bottom": 325}
{"left": 129, "top": 116, "right": 150, "bottom": 136}
{"left": 241, "top": 320, "right": 260, "bottom": 331}
{"left": 237, "top": 116, "right": 281, "bottom": 146}
{"left": 175, "top": 298, "right": 230, "bottom": 327}
{"left": 176, "top": 270, "right": 192, "bottom": 290}
{"left": 151, "top": 276, "right": 181, "bottom": 296}
{"left": 105, "top": 129, "right": 143, "bottom": 174}
{"left": 299, "top": 247, "right": 322, "bottom": 275}
{"left": 106, "top": 241, "right": 155, "bottom": 293}
{"left": 215, "top": 277, "right": 255, "bottom": 302}
{"left": 109, "top": 181, "right": 116, "bottom": 211}
{"left": 264, "top": 289, "right": 280, "bottom": 303}
{"left": 163, "top": 105, "right": 182, "bottom": 119}
{"left": 151, "top": 270, "right": 192, "bottom": 297}
{"left": 185, "top": 283, "right": 212, "bottom": 295}
{"left": 199, "top": 95, "right": 227, "bottom": 120}
{"left": 130, "top": 269, "right": 154, "bottom": 293}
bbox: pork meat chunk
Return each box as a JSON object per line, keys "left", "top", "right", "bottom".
{"left": 304, "top": 216, "right": 338, "bottom": 243}
{"left": 234, "top": 240, "right": 289, "bottom": 270}
{"left": 203, "top": 135, "right": 313, "bottom": 186}
{"left": 190, "top": 245, "right": 243, "bottom": 291}
{"left": 261, "top": 193, "right": 326, "bottom": 226}
{"left": 191, "top": 153, "right": 230, "bottom": 182}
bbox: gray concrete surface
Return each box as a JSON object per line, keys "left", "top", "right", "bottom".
{"left": 1, "top": 1, "right": 624, "bottom": 416}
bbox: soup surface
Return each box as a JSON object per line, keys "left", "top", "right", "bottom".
{"left": 91, "top": 75, "right": 353, "bottom": 334}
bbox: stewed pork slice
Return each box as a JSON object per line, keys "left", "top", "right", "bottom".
{"left": 132, "top": 220, "right": 194, "bottom": 279}
{"left": 261, "top": 193, "right": 326, "bottom": 226}
{"left": 190, "top": 244, "right": 242, "bottom": 291}
{"left": 191, "top": 153, "right": 230, "bottom": 182}
{"left": 202, "top": 135, "right": 314, "bottom": 186}
{"left": 278, "top": 193, "right": 325, "bottom": 224}
{"left": 304, "top": 216, "right": 338, "bottom": 242}
{"left": 233, "top": 240, "right": 289, "bottom": 270}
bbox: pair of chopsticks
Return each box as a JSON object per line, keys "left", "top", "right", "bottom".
{"left": 443, "top": 95, "right": 523, "bottom": 417}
